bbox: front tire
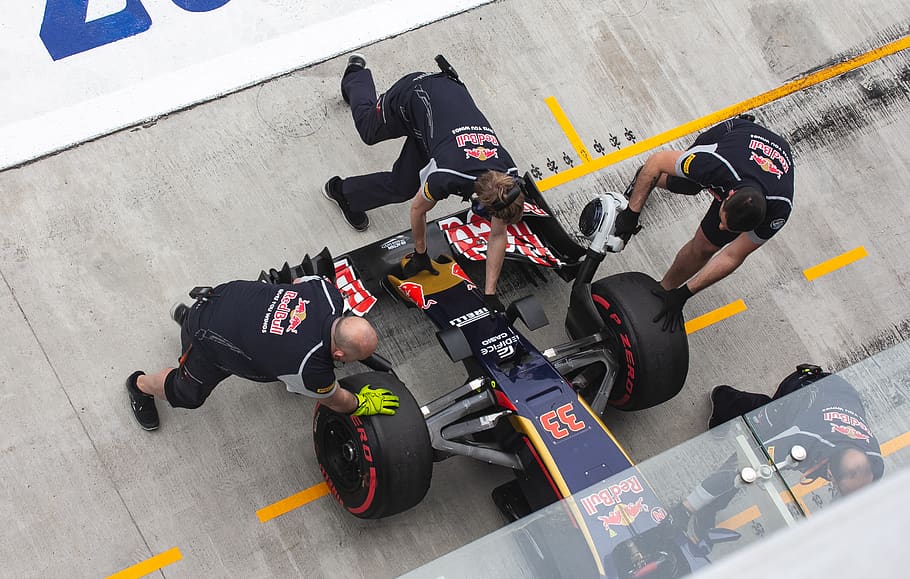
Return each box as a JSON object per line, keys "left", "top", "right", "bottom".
{"left": 314, "top": 372, "right": 433, "bottom": 518}
{"left": 588, "top": 272, "right": 689, "bottom": 411}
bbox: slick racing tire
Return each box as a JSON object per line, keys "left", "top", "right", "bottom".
{"left": 314, "top": 371, "right": 433, "bottom": 519}
{"left": 589, "top": 272, "right": 689, "bottom": 411}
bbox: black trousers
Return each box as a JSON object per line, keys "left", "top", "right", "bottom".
{"left": 340, "top": 70, "right": 430, "bottom": 213}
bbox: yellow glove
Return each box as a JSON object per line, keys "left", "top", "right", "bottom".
{"left": 352, "top": 384, "right": 399, "bottom": 416}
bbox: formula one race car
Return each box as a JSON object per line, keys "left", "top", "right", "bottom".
{"left": 262, "top": 175, "right": 706, "bottom": 576}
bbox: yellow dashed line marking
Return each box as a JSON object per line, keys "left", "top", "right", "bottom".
{"left": 537, "top": 34, "right": 910, "bottom": 191}
{"left": 257, "top": 482, "right": 330, "bottom": 523}
{"left": 717, "top": 505, "right": 761, "bottom": 530}
{"left": 881, "top": 431, "right": 910, "bottom": 456}
{"left": 803, "top": 246, "right": 868, "bottom": 281}
{"left": 106, "top": 547, "right": 182, "bottom": 579}
{"left": 544, "top": 96, "right": 592, "bottom": 164}
{"left": 685, "top": 299, "right": 748, "bottom": 334}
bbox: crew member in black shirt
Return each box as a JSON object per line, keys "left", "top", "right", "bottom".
{"left": 323, "top": 54, "right": 524, "bottom": 306}
{"left": 614, "top": 117, "right": 795, "bottom": 331}
{"left": 125, "top": 276, "right": 398, "bottom": 431}
{"left": 671, "top": 365, "right": 884, "bottom": 537}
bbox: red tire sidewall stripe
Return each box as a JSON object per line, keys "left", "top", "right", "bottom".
{"left": 347, "top": 466, "right": 378, "bottom": 515}
{"left": 591, "top": 293, "right": 637, "bottom": 407}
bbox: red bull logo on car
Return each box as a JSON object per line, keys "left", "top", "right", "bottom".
{"left": 450, "top": 263, "right": 476, "bottom": 290}
{"left": 597, "top": 497, "right": 649, "bottom": 533}
{"left": 398, "top": 282, "right": 437, "bottom": 310}
{"left": 580, "top": 474, "right": 644, "bottom": 516}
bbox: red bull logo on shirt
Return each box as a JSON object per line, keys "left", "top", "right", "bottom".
{"left": 267, "top": 290, "right": 298, "bottom": 335}
{"left": 749, "top": 151, "right": 784, "bottom": 178}
{"left": 286, "top": 298, "right": 310, "bottom": 334}
{"left": 398, "top": 282, "right": 437, "bottom": 310}
{"left": 748, "top": 137, "right": 790, "bottom": 174}
{"left": 830, "top": 423, "right": 871, "bottom": 441}
{"left": 454, "top": 131, "right": 499, "bottom": 148}
{"left": 464, "top": 146, "right": 498, "bottom": 161}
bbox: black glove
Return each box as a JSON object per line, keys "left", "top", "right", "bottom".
{"left": 401, "top": 251, "right": 438, "bottom": 278}
{"left": 483, "top": 293, "right": 504, "bottom": 312}
{"left": 613, "top": 208, "right": 641, "bottom": 242}
{"left": 651, "top": 285, "right": 693, "bottom": 333}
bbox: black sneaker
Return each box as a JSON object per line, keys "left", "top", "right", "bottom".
{"left": 169, "top": 302, "right": 189, "bottom": 327}
{"left": 341, "top": 53, "right": 366, "bottom": 104}
{"left": 708, "top": 385, "right": 733, "bottom": 429}
{"left": 126, "top": 371, "right": 159, "bottom": 431}
{"left": 323, "top": 177, "right": 369, "bottom": 232}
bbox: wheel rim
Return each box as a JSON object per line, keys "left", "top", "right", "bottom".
{"left": 320, "top": 415, "right": 364, "bottom": 494}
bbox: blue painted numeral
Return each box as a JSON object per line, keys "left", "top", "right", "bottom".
{"left": 170, "top": 0, "right": 232, "bottom": 12}
{"left": 40, "top": 0, "right": 153, "bottom": 61}
{"left": 40, "top": 0, "right": 233, "bottom": 60}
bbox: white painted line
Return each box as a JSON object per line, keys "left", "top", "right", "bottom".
{"left": 0, "top": 0, "right": 492, "bottom": 170}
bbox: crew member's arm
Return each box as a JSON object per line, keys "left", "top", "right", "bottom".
{"left": 627, "top": 150, "right": 684, "bottom": 212}
{"left": 409, "top": 192, "right": 437, "bottom": 253}
{"left": 322, "top": 384, "right": 358, "bottom": 413}
{"left": 484, "top": 217, "right": 508, "bottom": 295}
{"left": 687, "top": 233, "right": 761, "bottom": 294}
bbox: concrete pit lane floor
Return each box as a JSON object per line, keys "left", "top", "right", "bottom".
{"left": 2, "top": 1, "right": 910, "bottom": 577}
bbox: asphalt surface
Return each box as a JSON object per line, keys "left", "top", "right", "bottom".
{"left": 1, "top": 1, "right": 909, "bottom": 577}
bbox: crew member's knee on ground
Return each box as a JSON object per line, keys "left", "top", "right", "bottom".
{"left": 163, "top": 368, "right": 214, "bottom": 409}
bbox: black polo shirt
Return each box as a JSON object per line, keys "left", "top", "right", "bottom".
{"left": 674, "top": 119, "right": 794, "bottom": 242}
{"left": 401, "top": 73, "right": 518, "bottom": 202}
{"left": 747, "top": 376, "right": 884, "bottom": 480}
{"left": 194, "top": 278, "right": 343, "bottom": 397}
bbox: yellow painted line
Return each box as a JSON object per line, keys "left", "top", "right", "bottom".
{"left": 545, "top": 96, "right": 593, "bottom": 164}
{"left": 684, "top": 299, "right": 747, "bottom": 334}
{"left": 256, "top": 483, "right": 331, "bottom": 523}
{"left": 882, "top": 431, "right": 910, "bottom": 456}
{"left": 803, "top": 246, "right": 868, "bottom": 281}
{"left": 537, "top": 34, "right": 910, "bottom": 191}
{"left": 106, "top": 547, "right": 182, "bottom": 579}
{"left": 717, "top": 505, "right": 761, "bottom": 530}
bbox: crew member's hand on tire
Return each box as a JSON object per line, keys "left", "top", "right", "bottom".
{"left": 401, "top": 251, "right": 438, "bottom": 278}
{"left": 352, "top": 384, "right": 400, "bottom": 416}
{"left": 613, "top": 208, "right": 642, "bottom": 242}
{"left": 652, "top": 285, "right": 693, "bottom": 333}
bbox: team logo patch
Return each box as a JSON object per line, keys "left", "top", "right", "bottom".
{"left": 286, "top": 298, "right": 310, "bottom": 334}
{"left": 770, "top": 218, "right": 786, "bottom": 230}
{"left": 464, "top": 146, "right": 498, "bottom": 161}
{"left": 749, "top": 152, "right": 784, "bottom": 179}
{"left": 682, "top": 153, "right": 696, "bottom": 174}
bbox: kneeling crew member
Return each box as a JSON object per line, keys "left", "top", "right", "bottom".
{"left": 126, "top": 276, "right": 398, "bottom": 431}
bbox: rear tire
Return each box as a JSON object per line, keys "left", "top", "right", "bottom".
{"left": 314, "top": 372, "right": 433, "bottom": 518}
{"left": 588, "top": 272, "right": 689, "bottom": 411}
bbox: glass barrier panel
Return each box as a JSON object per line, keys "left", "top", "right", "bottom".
{"left": 402, "top": 418, "right": 800, "bottom": 579}
{"left": 745, "top": 342, "right": 910, "bottom": 515}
